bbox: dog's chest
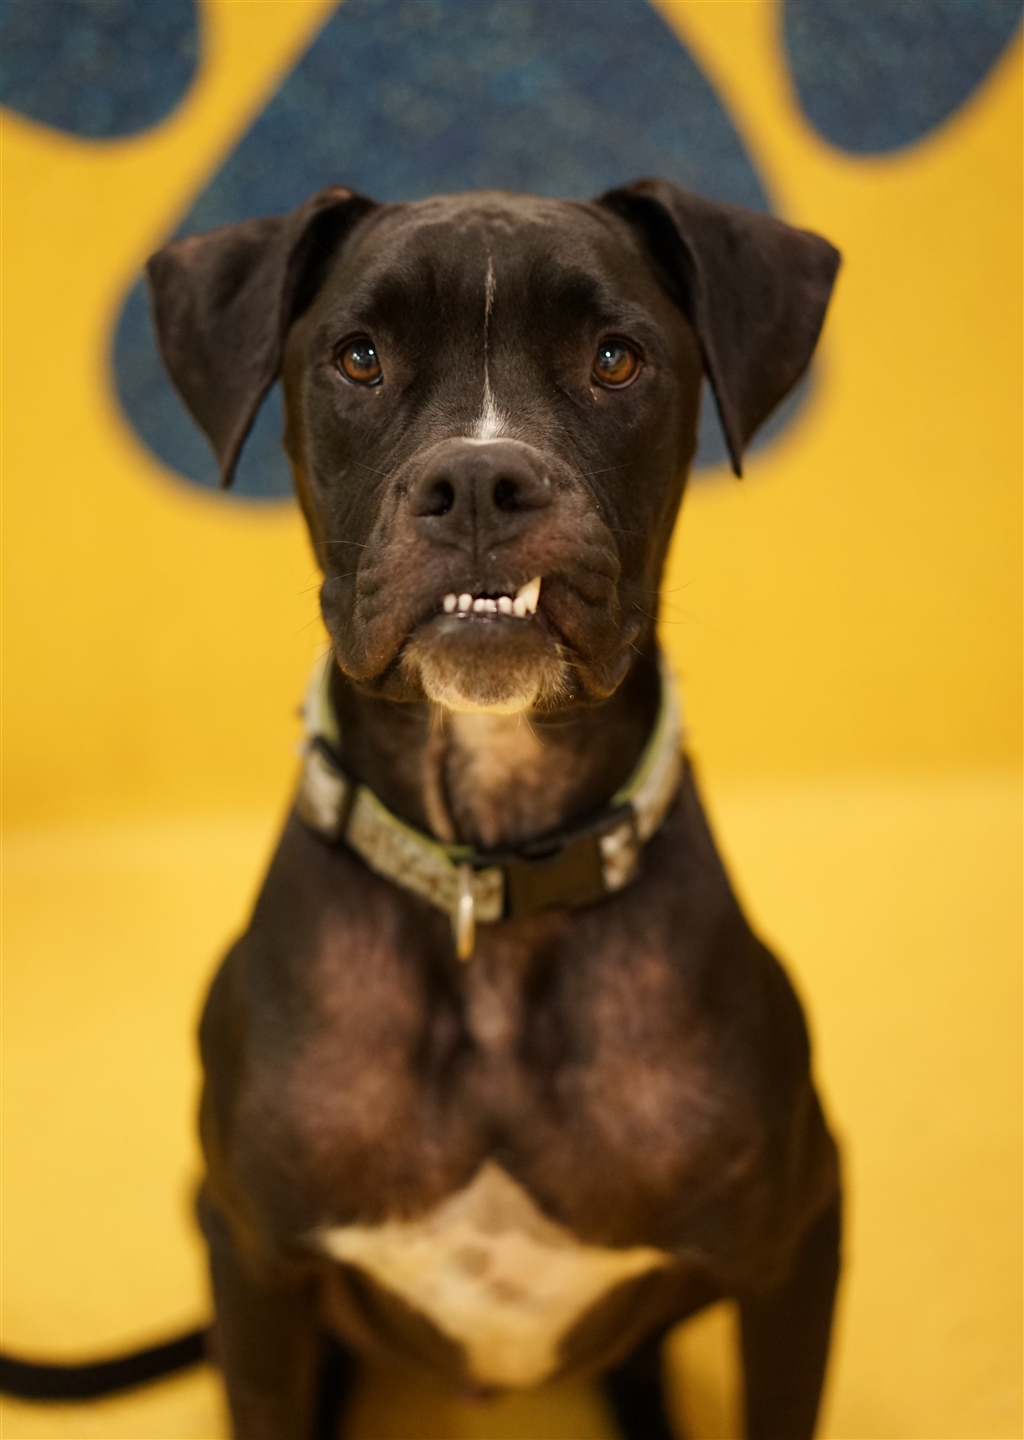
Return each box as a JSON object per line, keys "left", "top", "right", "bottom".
{"left": 315, "top": 1160, "right": 671, "bottom": 1386}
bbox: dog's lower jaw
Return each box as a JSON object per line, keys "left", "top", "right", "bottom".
{"left": 418, "top": 674, "right": 542, "bottom": 715}
{"left": 410, "top": 658, "right": 564, "bottom": 715}
{"left": 401, "top": 634, "right": 568, "bottom": 715}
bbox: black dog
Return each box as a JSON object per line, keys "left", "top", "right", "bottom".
{"left": 142, "top": 179, "right": 841, "bottom": 1440}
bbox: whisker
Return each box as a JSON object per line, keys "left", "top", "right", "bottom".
{"left": 348, "top": 460, "right": 392, "bottom": 479}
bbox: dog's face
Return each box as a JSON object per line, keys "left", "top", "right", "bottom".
{"left": 282, "top": 193, "right": 702, "bottom": 712}
{"left": 147, "top": 180, "right": 839, "bottom": 713}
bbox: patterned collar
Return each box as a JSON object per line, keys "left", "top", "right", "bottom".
{"left": 295, "top": 653, "right": 683, "bottom": 960}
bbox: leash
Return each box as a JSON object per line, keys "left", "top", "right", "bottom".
{"left": 296, "top": 652, "right": 684, "bottom": 959}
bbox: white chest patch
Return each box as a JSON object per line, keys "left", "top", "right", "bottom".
{"left": 315, "top": 1162, "right": 672, "bottom": 1387}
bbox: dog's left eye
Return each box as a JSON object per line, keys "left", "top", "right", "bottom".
{"left": 592, "top": 339, "right": 641, "bottom": 388}
{"left": 336, "top": 337, "right": 383, "bottom": 385}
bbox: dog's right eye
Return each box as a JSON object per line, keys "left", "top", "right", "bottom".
{"left": 335, "top": 337, "right": 383, "bottom": 385}
{"left": 592, "top": 338, "right": 641, "bottom": 389}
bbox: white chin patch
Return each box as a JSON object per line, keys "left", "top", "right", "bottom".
{"left": 414, "top": 660, "right": 542, "bottom": 715}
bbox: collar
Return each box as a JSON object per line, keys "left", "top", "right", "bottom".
{"left": 295, "top": 652, "right": 683, "bottom": 960}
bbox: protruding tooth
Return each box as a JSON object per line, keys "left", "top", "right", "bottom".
{"left": 514, "top": 576, "right": 541, "bottom": 615}
{"left": 473, "top": 598, "right": 488, "bottom": 613}
{"left": 484, "top": 598, "right": 498, "bottom": 613}
{"left": 497, "top": 596, "right": 513, "bottom": 615}
{"left": 457, "top": 593, "right": 473, "bottom": 613}
{"left": 443, "top": 593, "right": 457, "bottom": 613}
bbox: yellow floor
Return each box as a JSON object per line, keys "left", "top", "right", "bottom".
{"left": 2, "top": 769, "right": 1020, "bottom": 1440}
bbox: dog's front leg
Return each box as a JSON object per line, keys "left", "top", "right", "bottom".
{"left": 603, "top": 1329, "right": 683, "bottom": 1440}
{"left": 201, "top": 1197, "right": 329, "bottom": 1440}
{"left": 738, "top": 1196, "right": 842, "bottom": 1440}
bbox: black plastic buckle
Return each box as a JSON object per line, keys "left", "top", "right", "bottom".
{"left": 498, "top": 807, "right": 633, "bottom": 922}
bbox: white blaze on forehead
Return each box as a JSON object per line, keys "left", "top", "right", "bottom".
{"left": 314, "top": 1161, "right": 671, "bottom": 1387}
{"left": 484, "top": 250, "right": 497, "bottom": 320}
{"left": 475, "top": 254, "right": 509, "bottom": 441}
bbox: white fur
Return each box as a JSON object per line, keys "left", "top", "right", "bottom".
{"left": 474, "top": 256, "right": 510, "bottom": 440}
{"left": 314, "top": 1162, "right": 671, "bottom": 1386}
{"left": 412, "top": 659, "right": 543, "bottom": 715}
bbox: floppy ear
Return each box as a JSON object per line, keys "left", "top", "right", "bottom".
{"left": 598, "top": 179, "right": 840, "bottom": 476}
{"left": 145, "top": 186, "right": 376, "bottom": 487}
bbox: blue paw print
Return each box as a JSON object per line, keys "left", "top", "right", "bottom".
{"left": 111, "top": 0, "right": 779, "bottom": 498}
{"left": 2, "top": 0, "right": 1019, "bottom": 500}
{"left": 784, "top": 0, "right": 1022, "bottom": 155}
{"left": 0, "top": 0, "right": 198, "bottom": 139}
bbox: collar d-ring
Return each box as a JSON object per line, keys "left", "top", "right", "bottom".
{"left": 455, "top": 862, "right": 476, "bottom": 961}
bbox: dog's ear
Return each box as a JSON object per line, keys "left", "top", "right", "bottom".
{"left": 146, "top": 186, "right": 376, "bottom": 487}
{"left": 598, "top": 179, "right": 840, "bottom": 476}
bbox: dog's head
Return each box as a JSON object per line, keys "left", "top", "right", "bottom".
{"left": 147, "top": 182, "right": 838, "bottom": 713}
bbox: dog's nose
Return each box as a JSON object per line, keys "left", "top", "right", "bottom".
{"left": 408, "top": 440, "right": 553, "bottom": 550}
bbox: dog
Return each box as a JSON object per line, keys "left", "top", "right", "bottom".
{"left": 144, "top": 178, "right": 842, "bottom": 1440}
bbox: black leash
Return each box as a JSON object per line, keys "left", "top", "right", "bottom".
{"left": 0, "top": 1326, "right": 208, "bottom": 1402}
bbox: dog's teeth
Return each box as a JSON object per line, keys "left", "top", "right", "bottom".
{"left": 457, "top": 593, "right": 473, "bottom": 613}
{"left": 472, "top": 598, "right": 488, "bottom": 613}
{"left": 497, "top": 596, "right": 513, "bottom": 614}
{"left": 484, "top": 598, "right": 499, "bottom": 613}
{"left": 514, "top": 577, "right": 541, "bottom": 615}
{"left": 443, "top": 593, "right": 457, "bottom": 613}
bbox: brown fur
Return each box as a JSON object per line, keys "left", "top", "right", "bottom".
{"left": 145, "top": 181, "right": 843, "bottom": 1440}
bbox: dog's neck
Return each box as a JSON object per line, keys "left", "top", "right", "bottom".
{"left": 330, "top": 650, "right": 661, "bottom": 850}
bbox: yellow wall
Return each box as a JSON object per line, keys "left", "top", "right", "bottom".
{"left": 2, "top": 1, "right": 1019, "bottom": 829}
{"left": 2, "top": 0, "right": 337, "bottom": 830}
{"left": 665, "top": 4, "right": 1022, "bottom": 785}
{"left": 2, "top": 4, "right": 1020, "bottom": 1439}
